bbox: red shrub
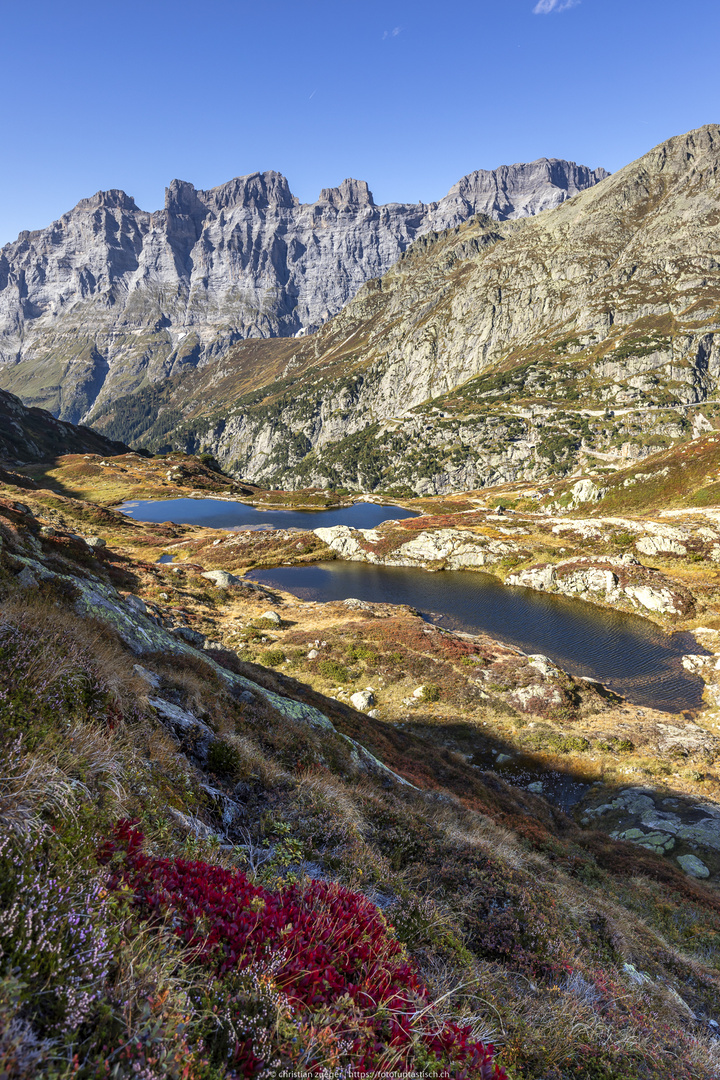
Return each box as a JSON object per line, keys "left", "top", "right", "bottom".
{"left": 100, "top": 821, "right": 505, "bottom": 1078}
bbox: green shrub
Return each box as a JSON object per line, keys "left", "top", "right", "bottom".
{"left": 318, "top": 658, "right": 351, "bottom": 682}
{"left": 206, "top": 738, "right": 242, "bottom": 777}
{"left": 420, "top": 683, "right": 441, "bottom": 703}
{"left": 259, "top": 648, "right": 286, "bottom": 667}
{"left": 346, "top": 644, "right": 378, "bottom": 663}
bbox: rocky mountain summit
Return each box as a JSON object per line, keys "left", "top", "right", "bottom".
{"left": 97, "top": 124, "right": 720, "bottom": 495}
{"left": 0, "top": 159, "right": 606, "bottom": 424}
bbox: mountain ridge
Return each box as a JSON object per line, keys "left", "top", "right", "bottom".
{"left": 0, "top": 386, "right": 130, "bottom": 466}
{"left": 0, "top": 157, "right": 607, "bottom": 424}
{"left": 89, "top": 123, "right": 720, "bottom": 495}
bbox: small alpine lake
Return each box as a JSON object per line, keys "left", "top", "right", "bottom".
{"left": 117, "top": 498, "right": 417, "bottom": 531}
{"left": 246, "top": 562, "right": 706, "bottom": 713}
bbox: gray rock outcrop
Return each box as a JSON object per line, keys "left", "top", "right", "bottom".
{"left": 0, "top": 161, "right": 606, "bottom": 423}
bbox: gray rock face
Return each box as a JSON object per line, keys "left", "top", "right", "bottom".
{"left": 166, "top": 124, "right": 719, "bottom": 496}
{"left": 0, "top": 161, "right": 606, "bottom": 422}
{"left": 426, "top": 158, "right": 608, "bottom": 230}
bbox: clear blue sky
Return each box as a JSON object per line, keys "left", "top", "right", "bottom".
{"left": 1, "top": 0, "right": 717, "bottom": 245}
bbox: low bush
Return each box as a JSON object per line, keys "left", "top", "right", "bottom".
{"left": 420, "top": 683, "right": 441, "bottom": 703}
{"left": 258, "top": 648, "right": 286, "bottom": 667}
{"left": 318, "top": 657, "right": 351, "bottom": 682}
{"left": 206, "top": 738, "right": 242, "bottom": 777}
{"left": 99, "top": 821, "right": 506, "bottom": 1078}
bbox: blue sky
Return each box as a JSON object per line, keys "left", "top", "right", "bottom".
{"left": 0, "top": 0, "right": 717, "bottom": 245}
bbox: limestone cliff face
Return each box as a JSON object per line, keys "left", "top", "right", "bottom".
{"left": 103, "top": 124, "right": 720, "bottom": 495}
{"left": 0, "top": 160, "right": 606, "bottom": 423}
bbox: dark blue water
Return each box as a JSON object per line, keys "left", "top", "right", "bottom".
{"left": 246, "top": 562, "right": 705, "bottom": 713}
{"left": 117, "top": 498, "right": 417, "bottom": 531}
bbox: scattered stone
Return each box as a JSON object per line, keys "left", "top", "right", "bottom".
{"left": 133, "top": 664, "right": 161, "bottom": 689}
{"left": 201, "top": 569, "right": 241, "bottom": 587}
{"left": 149, "top": 696, "right": 213, "bottom": 735}
{"left": 167, "top": 807, "right": 219, "bottom": 841}
{"left": 527, "top": 781, "right": 544, "bottom": 794}
{"left": 677, "top": 854, "right": 710, "bottom": 878}
{"left": 496, "top": 753, "right": 513, "bottom": 765}
{"left": 259, "top": 610, "right": 282, "bottom": 625}
{"left": 412, "top": 686, "right": 426, "bottom": 698}
{"left": 86, "top": 536, "right": 106, "bottom": 548}
{"left": 307, "top": 649, "right": 319, "bottom": 659}
{"left": 623, "top": 963, "right": 652, "bottom": 986}
{"left": 350, "top": 690, "right": 376, "bottom": 711}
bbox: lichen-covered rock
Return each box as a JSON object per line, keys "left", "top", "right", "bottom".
{"left": 202, "top": 569, "right": 242, "bottom": 587}
{"left": 677, "top": 854, "right": 711, "bottom": 878}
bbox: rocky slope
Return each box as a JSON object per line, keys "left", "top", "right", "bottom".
{"left": 0, "top": 160, "right": 606, "bottom": 424}
{"left": 0, "top": 386, "right": 129, "bottom": 465}
{"left": 92, "top": 124, "right": 720, "bottom": 496}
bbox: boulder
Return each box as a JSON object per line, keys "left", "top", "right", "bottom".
{"left": 201, "top": 569, "right": 241, "bottom": 588}
{"left": 172, "top": 626, "right": 206, "bottom": 647}
{"left": 350, "top": 690, "right": 376, "bottom": 711}
{"left": 677, "top": 854, "right": 710, "bottom": 878}
{"left": 259, "top": 610, "right": 282, "bottom": 625}
{"left": 571, "top": 479, "right": 607, "bottom": 504}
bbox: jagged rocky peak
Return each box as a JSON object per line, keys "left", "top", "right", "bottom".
{"left": 429, "top": 158, "right": 610, "bottom": 228}
{"left": 317, "top": 178, "right": 375, "bottom": 209}
{"left": 73, "top": 189, "right": 141, "bottom": 214}
{"left": 0, "top": 150, "right": 608, "bottom": 423}
{"left": 124, "top": 125, "right": 720, "bottom": 496}
{"left": 202, "top": 170, "right": 299, "bottom": 212}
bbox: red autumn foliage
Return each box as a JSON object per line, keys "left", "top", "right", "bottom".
{"left": 99, "top": 821, "right": 506, "bottom": 1078}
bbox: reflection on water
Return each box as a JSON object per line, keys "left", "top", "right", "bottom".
{"left": 118, "top": 498, "right": 417, "bottom": 531}
{"left": 247, "top": 562, "right": 706, "bottom": 714}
